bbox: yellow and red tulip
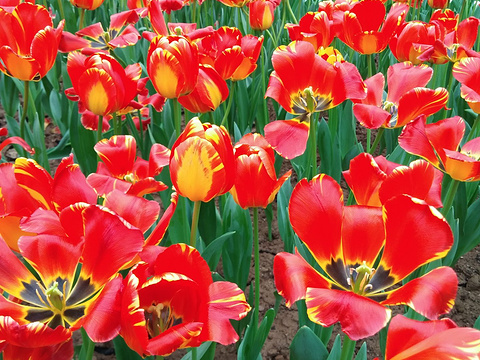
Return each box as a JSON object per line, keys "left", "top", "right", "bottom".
{"left": 87, "top": 135, "right": 169, "bottom": 197}
{"left": 216, "top": 0, "right": 250, "bottom": 7}
{"left": 341, "top": 0, "right": 408, "bottom": 54}
{"left": 264, "top": 41, "right": 366, "bottom": 158}
{"left": 69, "top": 0, "right": 105, "bottom": 10}
{"left": 170, "top": 117, "right": 235, "bottom": 202}
{"left": 343, "top": 153, "right": 443, "bottom": 207}
{"left": 353, "top": 62, "right": 448, "bottom": 129}
{"left": 229, "top": 133, "right": 292, "bottom": 209}
{"left": 147, "top": 34, "right": 199, "bottom": 99}
{"left": 65, "top": 52, "right": 142, "bottom": 124}
{"left": 453, "top": 57, "right": 480, "bottom": 114}
{"left": 274, "top": 174, "right": 457, "bottom": 340}
{"left": 399, "top": 115, "right": 480, "bottom": 182}
{"left": 198, "top": 27, "right": 264, "bottom": 81}
{"left": 0, "top": 2, "right": 64, "bottom": 81}
{"left": 0, "top": 156, "right": 97, "bottom": 251}
{"left": 119, "top": 243, "right": 251, "bottom": 356}
{"left": 60, "top": 9, "right": 141, "bottom": 55}
{"left": 248, "top": 0, "right": 278, "bottom": 31}
{"left": 382, "top": 315, "right": 480, "bottom": 359}
{"left": 178, "top": 64, "right": 229, "bottom": 113}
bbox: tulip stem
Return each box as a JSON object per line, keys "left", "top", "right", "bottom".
{"left": 112, "top": 112, "right": 121, "bottom": 135}
{"left": 441, "top": 178, "right": 460, "bottom": 217}
{"left": 79, "top": 8, "right": 86, "bottom": 30}
{"left": 467, "top": 114, "right": 480, "bottom": 141}
{"left": 173, "top": 98, "right": 182, "bottom": 137}
{"left": 57, "top": 0, "right": 65, "bottom": 21}
{"left": 20, "top": 81, "right": 29, "bottom": 141}
{"left": 368, "top": 127, "right": 384, "bottom": 155}
{"left": 340, "top": 335, "right": 356, "bottom": 360}
{"left": 284, "top": 0, "right": 297, "bottom": 23}
{"left": 97, "top": 115, "right": 103, "bottom": 143}
{"left": 221, "top": 81, "right": 235, "bottom": 130}
{"left": 253, "top": 207, "right": 260, "bottom": 326}
{"left": 190, "top": 201, "right": 201, "bottom": 248}
{"left": 191, "top": 0, "right": 197, "bottom": 24}
{"left": 81, "top": 328, "right": 95, "bottom": 360}
{"left": 308, "top": 114, "right": 318, "bottom": 180}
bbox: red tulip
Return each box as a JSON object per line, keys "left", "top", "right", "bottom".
{"left": 343, "top": 153, "right": 443, "bottom": 207}
{"left": 119, "top": 244, "right": 251, "bottom": 356}
{"left": 399, "top": 115, "right": 480, "bottom": 182}
{"left": 382, "top": 315, "right": 480, "bottom": 359}
{"left": 0, "top": 3, "right": 64, "bottom": 81}
{"left": 353, "top": 62, "right": 448, "bottom": 129}
{"left": 87, "top": 135, "right": 170, "bottom": 197}
{"left": 264, "top": 41, "right": 365, "bottom": 158}
{"left": 274, "top": 174, "right": 456, "bottom": 340}
{"left": 341, "top": 0, "right": 408, "bottom": 54}
{"left": 286, "top": 11, "right": 335, "bottom": 51}
{"left": 230, "top": 133, "right": 291, "bottom": 208}
{"left": 453, "top": 56, "right": 480, "bottom": 113}
{"left": 248, "top": 0, "right": 278, "bottom": 31}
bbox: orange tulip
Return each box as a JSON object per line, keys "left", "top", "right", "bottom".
{"left": 0, "top": 3, "right": 64, "bottom": 81}
{"left": 170, "top": 118, "right": 235, "bottom": 202}
{"left": 230, "top": 133, "right": 291, "bottom": 208}
{"left": 248, "top": 0, "right": 278, "bottom": 31}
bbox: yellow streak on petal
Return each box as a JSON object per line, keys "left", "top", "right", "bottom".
{"left": 86, "top": 81, "right": 110, "bottom": 116}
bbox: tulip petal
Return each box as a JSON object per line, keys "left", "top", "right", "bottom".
{"left": 306, "top": 288, "right": 391, "bottom": 340}
{"left": 264, "top": 118, "right": 310, "bottom": 159}
{"left": 387, "top": 62, "right": 433, "bottom": 104}
{"left": 376, "top": 195, "right": 453, "bottom": 284}
{"left": 273, "top": 251, "right": 331, "bottom": 307}
{"left": 94, "top": 135, "right": 137, "bottom": 178}
{"left": 289, "top": 174, "right": 343, "bottom": 269}
{"left": 381, "top": 266, "right": 457, "bottom": 320}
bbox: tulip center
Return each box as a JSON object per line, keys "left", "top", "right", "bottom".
{"left": 146, "top": 302, "right": 182, "bottom": 338}
{"left": 348, "top": 261, "right": 376, "bottom": 295}
{"left": 292, "top": 87, "right": 332, "bottom": 114}
{"left": 46, "top": 281, "right": 65, "bottom": 311}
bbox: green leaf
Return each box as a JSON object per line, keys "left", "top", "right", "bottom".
{"left": 198, "top": 199, "right": 218, "bottom": 244}
{"left": 290, "top": 326, "right": 328, "bottom": 360}
{"left": 326, "top": 335, "right": 342, "bottom": 360}
{"left": 354, "top": 343, "right": 367, "bottom": 360}
{"left": 238, "top": 308, "right": 276, "bottom": 360}
{"left": 474, "top": 315, "right": 480, "bottom": 330}
{"left": 181, "top": 342, "right": 216, "bottom": 360}
{"left": 112, "top": 336, "right": 145, "bottom": 360}
{"left": 201, "top": 231, "right": 235, "bottom": 270}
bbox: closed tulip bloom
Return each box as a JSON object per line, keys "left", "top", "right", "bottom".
{"left": 0, "top": 3, "right": 64, "bottom": 81}
{"left": 170, "top": 118, "right": 235, "bottom": 202}
{"left": 65, "top": 52, "right": 141, "bottom": 117}
{"left": 147, "top": 34, "right": 199, "bottom": 99}
{"left": 216, "top": 0, "right": 250, "bottom": 7}
{"left": 428, "top": 0, "right": 448, "bottom": 9}
{"left": 230, "top": 133, "right": 291, "bottom": 208}
{"left": 248, "top": 0, "right": 277, "bottom": 31}
{"left": 69, "top": 0, "right": 105, "bottom": 10}
{"left": 453, "top": 57, "right": 480, "bottom": 113}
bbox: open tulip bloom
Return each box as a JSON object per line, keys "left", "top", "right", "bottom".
{"left": 353, "top": 61, "right": 449, "bottom": 129}
{"left": 399, "top": 115, "right": 480, "bottom": 182}
{"left": 118, "top": 243, "right": 251, "bottom": 356}
{"left": 264, "top": 40, "right": 366, "bottom": 159}
{"left": 453, "top": 56, "right": 480, "bottom": 114}
{"left": 381, "top": 315, "right": 480, "bottom": 359}
{"left": 0, "top": 202, "right": 145, "bottom": 357}
{"left": 274, "top": 174, "right": 457, "bottom": 340}
{"left": 343, "top": 152, "right": 443, "bottom": 207}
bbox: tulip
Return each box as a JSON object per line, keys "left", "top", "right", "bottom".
{"left": 0, "top": 3, "right": 64, "bottom": 81}
{"left": 69, "top": 0, "right": 105, "bottom": 10}
{"left": 248, "top": 0, "right": 278, "bottom": 31}
{"left": 65, "top": 52, "right": 142, "bottom": 128}
{"left": 170, "top": 118, "right": 235, "bottom": 202}
{"left": 230, "top": 133, "right": 291, "bottom": 209}
{"left": 147, "top": 35, "right": 199, "bottom": 99}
